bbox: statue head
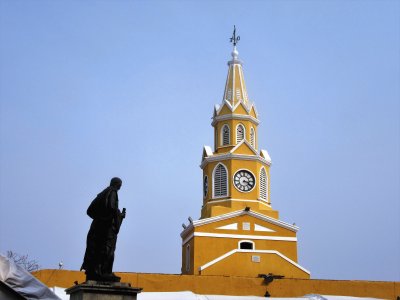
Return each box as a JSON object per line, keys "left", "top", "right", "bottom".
{"left": 110, "top": 177, "right": 122, "bottom": 190}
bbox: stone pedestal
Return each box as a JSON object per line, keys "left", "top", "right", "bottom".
{"left": 66, "top": 281, "right": 142, "bottom": 300}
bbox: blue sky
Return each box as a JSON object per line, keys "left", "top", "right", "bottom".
{"left": 0, "top": 0, "right": 399, "bottom": 281}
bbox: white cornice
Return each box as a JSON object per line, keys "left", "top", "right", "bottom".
{"left": 180, "top": 209, "right": 299, "bottom": 238}
{"left": 212, "top": 114, "right": 260, "bottom": 126}
{"left": 193, "top": 210, "right": 299, "bottom": 231}
{"left": 200, "top": 153, "right": 271, "bottom": 169}
{"left": 205, "top": 198, "right": 271, "bottom": 208}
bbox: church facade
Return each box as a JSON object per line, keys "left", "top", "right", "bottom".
{"left": 180, "top": 41, "right": 310, "bottom": 279}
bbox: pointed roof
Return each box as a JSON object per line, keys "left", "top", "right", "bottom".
{"left": 230, "top": 139, "right": 258, "bottom": 155}
{"left": 222, "top": 46, "right": 250, "bottom": 108}
{"left": 181, "top": 209, "right": 299, "bottom": 237}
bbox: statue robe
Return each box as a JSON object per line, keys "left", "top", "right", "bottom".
{"left": 81, "top": 186, "right": 123, "bottom": 280}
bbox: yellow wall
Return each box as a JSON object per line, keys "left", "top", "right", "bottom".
{"left": 181, "top": 213, "right": 302, "bottom": 277}
{"left": 181, "top": 238, "right": 195, "bottom": 274}
{"left": 33, "top": 270, "right": 400, "bottom": 300}
{"left": 200, "top": 251, "right": 308, "bottom": 278}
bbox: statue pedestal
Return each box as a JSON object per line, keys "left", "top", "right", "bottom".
{"left": 66, "top": 281, "right": 142, "bottom": 300}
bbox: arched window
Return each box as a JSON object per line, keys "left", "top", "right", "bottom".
{"left": 260, "top": 167, "right": 267, "bottom": 201}
{"left": 239, "top": 240, "right": 254, "bottom": 250}
{"left": 185, "top": 244, "right": 190, "bottom": 272}
{"left": 236, "top": 124, "right": 245, "bottom": 144}
{"left": 221, "top": 125, "right": 230, "bottom": 146}
{"left": 250, "top": 127, "right": 255, "bottom": 148}
{"left": 213, "top": 163, "right": 228, "bottom": 197}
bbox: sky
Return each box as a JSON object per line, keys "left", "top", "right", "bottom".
{"left": 0, "top": 0, "right": 399, "bottom": 282}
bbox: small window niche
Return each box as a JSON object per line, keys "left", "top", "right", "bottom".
{"left": 239, "top": 240, "right": 254, "bottom": 250}
{"left": 242, "top": 222, "right": 250, "bottom": 230}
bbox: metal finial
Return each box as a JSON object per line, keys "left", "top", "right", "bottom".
{"left": 230, "top": 25, "right": 240, "bottom": 46}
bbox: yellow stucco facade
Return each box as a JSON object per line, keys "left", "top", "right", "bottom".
{"left": 33, "top": 270, "right": 400, "bottom": 300}
{"left": 180, "top": 46, "right": 310, "bottom": 279}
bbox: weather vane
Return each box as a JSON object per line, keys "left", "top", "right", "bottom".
{"left": 230, "top": 25, "right": 240, "bottom": 46}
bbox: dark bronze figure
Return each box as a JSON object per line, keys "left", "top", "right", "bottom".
{"left": 81, "top": 177, "right": 126, "bottom": 282}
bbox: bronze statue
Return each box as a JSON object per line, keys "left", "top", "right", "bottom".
{"left": 81, "top": 177, "right": 126, "bottom": 282}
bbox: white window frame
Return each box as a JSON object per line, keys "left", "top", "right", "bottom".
{"left": 259, "top": 167, "right": 268, "bottom": 201}
{"left": 250, "top": 127, "right": 256, "bottom": 148}
{"left": 238, "top": 240, "right": 255, "bottom": 250}
{"left": 236, "top": 123, "right": 245, "bottom": 144}
{"left": 221, "top": 124, "right": 230, "bottom": 146}
{"left": 212, "top": 163, "right": 229, "bottom": 199}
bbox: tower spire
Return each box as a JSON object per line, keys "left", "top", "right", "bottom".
{"left": 223, "top": 26, "right": 248, "bottom": 106}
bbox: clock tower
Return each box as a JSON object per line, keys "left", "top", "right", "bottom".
{"left": 181, "top": 30, "right": 310, "bottom": 279}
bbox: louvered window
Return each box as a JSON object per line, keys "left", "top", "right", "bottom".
{"left": 236, "top": 89, "right": 241, "bottom": 101}
{"left": 236, "top": 124, "right": 245, "bottom": 144}
{"left": 250, "top": 127, "right": 255, "bottom": 148}
{"left": 222, "top": 125, "right": 230, "bottom": 146}
{"left": 227, "top": 89, "right": 232, "bottom": 100}
{"left": 214, "top": 164, "right": 228, "bottom": 197}
{"left": 260, "top": 168, "right": 267, "bottom": 200}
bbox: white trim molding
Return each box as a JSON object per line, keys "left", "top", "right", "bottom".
{"left": 180, "top": 209, "right": 299, "bottom": 238}
{"left": 199, "top": 249, "right": 310, "bottom": 274}
{"left": 230, "top": 139, "right": 258, "bottom": 155}
{"left": 191, "top": 232, "right": 297, "bottom": 242}
{"left": 205, "top": 198, "right": 271, "bottom": 208}
{"left": 212, "top": 113, "right": 260, "bottom": 127}
{"left": 200, "top": 153, "right": 271, "bottom": 169}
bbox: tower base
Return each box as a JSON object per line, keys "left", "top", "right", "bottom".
{"left": 66, "top": 281, "right": 142, "bottom": 300}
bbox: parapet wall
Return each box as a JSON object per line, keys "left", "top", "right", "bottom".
{"left": 33, "top": 270, "right": 400, "bottom": 300}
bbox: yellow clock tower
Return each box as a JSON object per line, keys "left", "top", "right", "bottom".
{"left": 181, "top": 30, "right": 310, "bottom": 279}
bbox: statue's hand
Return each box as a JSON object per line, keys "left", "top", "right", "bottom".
{"left": 121, "top": 208, "right": 126, "bottom": 219}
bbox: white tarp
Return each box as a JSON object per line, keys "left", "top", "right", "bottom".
{"left": 136, "top": 292, "right": 382, "bottom": 300}
{"left": 0, "top": 255, "right": 61, "bottom": 300}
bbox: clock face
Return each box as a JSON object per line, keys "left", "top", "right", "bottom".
{"left": 203, "top": 176, "right": 208, "bottom": 197}
{"left": 234, "top": 170, "right": 255, "bottom": 192}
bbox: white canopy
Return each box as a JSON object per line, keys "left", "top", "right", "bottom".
{"left": 0, "top": 255, "right": 60, "bottom": 300}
